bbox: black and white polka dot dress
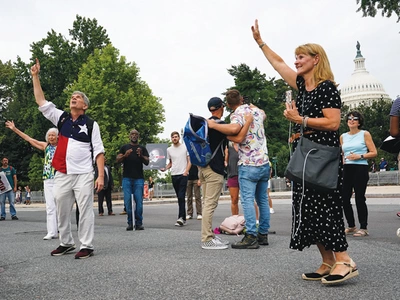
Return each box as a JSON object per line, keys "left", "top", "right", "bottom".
{"left": 289, "top": 76, "right": 348, "bottom": 252}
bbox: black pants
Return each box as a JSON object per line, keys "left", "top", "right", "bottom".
{"left": 172, "top": 175, "right": 188, "bottom": 220}
{"left": 342, "top": 164, "right": 369, "bottom": 229}
{"left": 98, "top": 187, "right": 113, "bottom": 214}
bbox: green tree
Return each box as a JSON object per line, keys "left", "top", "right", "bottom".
{"left": 0, "top": 15, "right": 111, "bottom": 184}
{"left": 67, "top": 44, "right": 165, "bottom": 185}
{"left": 357, "top": 0, "right": 400, "bottom": 22}
{"left": 0, "top": 60, "right": 15, "bottom": 119}
{"left": 69, "top": 15, "right": 111, "bottom": 65}
{"left": 0, "top": 15, "right": 165, "bottom": 188}
{"left": 27, "top": 153, "right": 44, "bottom": 190}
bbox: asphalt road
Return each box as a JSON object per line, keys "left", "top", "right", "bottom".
{"left": 0, "top": 198, "right": 399, "bottom": 300}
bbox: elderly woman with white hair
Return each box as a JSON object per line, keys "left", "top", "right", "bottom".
{"left": 6, "top": 121, "right": 59, "bottom": 240}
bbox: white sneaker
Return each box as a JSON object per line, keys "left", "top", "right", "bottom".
{"left": 186, "top": 215, "right": 192, "bottom": 220}
{"left": 43, "top": 234, "right": 57, "bottom": 240}
{"left": 270, "top": 208, "right": 275, "bottom": 214}
{"left": 214, "top": 235, "right": 229, "bottom": 245}
{"left": 397, "top": 228, "right": 400, "bottom": 238}
{"left": 175, "top": 218, "right": 186, "bottom": 226}
{"left": 201, "top": 238, "right": 228, "bottom": 250}
{"left": 197, "top": 215, "right": 203, "bottom": 220}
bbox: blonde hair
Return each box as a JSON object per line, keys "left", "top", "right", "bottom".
{"left": 295, "top": 43, "right": 336, "bottom": 86}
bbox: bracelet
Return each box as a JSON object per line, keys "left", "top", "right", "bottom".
{"left": 302, "top": 116, "right": 309, "bottom": 128}
{"left": 259, "top": 43, "right": 266, "bottom": 49}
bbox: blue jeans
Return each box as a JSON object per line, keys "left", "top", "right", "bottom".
{"left": 122, "top": 178, "right": 144, "bottom": 226}
{"left": 238, "top": 164, "right": 270, "bottom": 236}
{"left": 0, "top": 190, "right": 17, "bottom": 218}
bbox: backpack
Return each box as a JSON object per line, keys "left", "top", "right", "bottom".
{"left": 183, "top": 113, "right": 224, "bottom": 167}
{"left": 219, "top": 215, "right": 245, "bottom": 235}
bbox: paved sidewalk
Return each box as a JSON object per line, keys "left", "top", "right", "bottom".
{"left": 1, "top": 195, "right": 399, "bottom": 300}
{"left": 17, "top": 185, "right": 400, "bottom": 210}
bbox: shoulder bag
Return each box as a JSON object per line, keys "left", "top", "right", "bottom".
{"left": 284, "top": 94, "right": 340, "bottom": 192}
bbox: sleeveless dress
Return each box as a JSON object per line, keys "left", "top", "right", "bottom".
{"left": 290, "top": 76, "right": 348, "bottom": 252}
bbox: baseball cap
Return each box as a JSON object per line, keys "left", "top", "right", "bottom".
{"left": 208, "top": 97, "right": 225, "bottom": 111}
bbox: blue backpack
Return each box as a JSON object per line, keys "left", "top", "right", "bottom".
{"left": 183, "top": 113, "right": 223, "bottom": 167}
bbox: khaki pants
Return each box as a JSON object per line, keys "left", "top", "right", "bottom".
{"left": 199, "top": 166, "right": 224, "bottom": 242}
{"left": 186, "top": 179, "right": 202, "bottom": 216}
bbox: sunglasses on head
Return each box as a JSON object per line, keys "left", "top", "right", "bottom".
{"left": 347, "top": 116, "right": 359, "bottom": 121}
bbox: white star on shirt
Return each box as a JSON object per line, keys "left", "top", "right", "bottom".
{"left": 78, "top": 124, "right": 88, "bottom": 135}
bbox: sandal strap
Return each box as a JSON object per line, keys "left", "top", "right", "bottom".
{"left": 322, "top": 262, "right": 333, "bottom": 269}
{"left": 354, "top": 229, "right": 369, "bottom": 236}
{"left": 332, "top": 259, "right": 357, "bottom": 271}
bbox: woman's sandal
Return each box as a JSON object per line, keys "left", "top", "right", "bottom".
{"left": 353, "top": 229, "right": 369, "bottom": 237}
{"left": 302, "top": 262, "right": 333, "bottom": 281}
{"left": 321, "top": 259, "right": 359, "bottom": 285}
{"left": 344, "top": 227, "right": 357, "bottom": 235}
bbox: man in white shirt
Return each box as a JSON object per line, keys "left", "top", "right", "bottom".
{"left": 162, "top": 131, "right": 191, "bottom": 226}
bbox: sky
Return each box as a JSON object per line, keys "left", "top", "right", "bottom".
{"left": 1, "top": 0, "right": 399, "bottom": 140}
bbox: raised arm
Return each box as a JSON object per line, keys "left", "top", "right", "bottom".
{"left": 5, "top": 120, "right": 47, "bottom": 151}
{"left": 31, "top": 58, "right": 46, "bottom": 107}
{"left": 251, "top": 20, "right": 297, "bottom": 90}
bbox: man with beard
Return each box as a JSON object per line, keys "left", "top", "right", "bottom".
{"left": 117, "top": 130, "right": 149, "bottom": 231}
{"left": 162, "top": 131, "right": 191, "bottom": 227}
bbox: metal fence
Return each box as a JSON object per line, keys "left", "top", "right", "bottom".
{"left": 24, "top": 171, "right": 400, "bottom": 202}
{"left": 367, "top": 171, "right": 400, "bottom": 186}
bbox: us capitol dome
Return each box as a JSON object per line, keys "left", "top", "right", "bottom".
{"left": 340, "top": 41, "right": 391, "bottom": 109}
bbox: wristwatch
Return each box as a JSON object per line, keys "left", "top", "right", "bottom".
{"left": 360, "top": 154, "right": 364, "bottom": 159}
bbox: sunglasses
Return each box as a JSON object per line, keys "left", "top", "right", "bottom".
{"left": 347, "top": 116, "right": 359, "bottom": 121}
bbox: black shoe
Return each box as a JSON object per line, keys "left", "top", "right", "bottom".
{"left": 231, "top": 234, "right": 259, "bottom": 249}
{"left": 126, "top": 225, "right": 134, "bottom": 231}
{"left": 302, "top": 271, "right": 330, "bottom": 281}
{"left": 135, "top": 225, "right": 144, "bottom": 230}
{"left": 11, "top": 216, "right": 19, "bottom": 220}
{"left": 0, "top": 217, "right": 5, "bottom": 221}
{"left": 257, "top": 233, "right": 269, "bottom": 245}
{"left": 51, "top": 244, "right": 76, "bottom": 256}
{"left": 75, "top": 248, "right": 94, "bottom": 259}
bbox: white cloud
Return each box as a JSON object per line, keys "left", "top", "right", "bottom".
{"left": 1, "top": 0, "right": 399, "bottom": 140}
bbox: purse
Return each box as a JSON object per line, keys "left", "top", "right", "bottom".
{"left": 284, "top": 93, "right": 340, "bottom": 192}
{"left": 285, "top": 135, "right": 340, "bottom": 191}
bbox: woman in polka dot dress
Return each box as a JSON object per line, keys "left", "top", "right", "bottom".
{"left": 252, "top": 19, "right": 358, "bottom": 285}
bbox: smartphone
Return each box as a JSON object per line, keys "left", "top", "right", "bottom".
{"left": 285, "top": 90, "right": 292, "bottom": 108}
{"left": 243, "top": 95, "right": 250, "bottom": 104}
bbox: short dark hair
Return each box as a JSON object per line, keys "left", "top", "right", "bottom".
{"left": 171, "top": 131, "right": 180, "bottom": 138}
{"left": 346, "top": 111, "right": 364, "bottom": 128}
{"left": 225, "top": 89, "right": 242, "bottom": 106}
